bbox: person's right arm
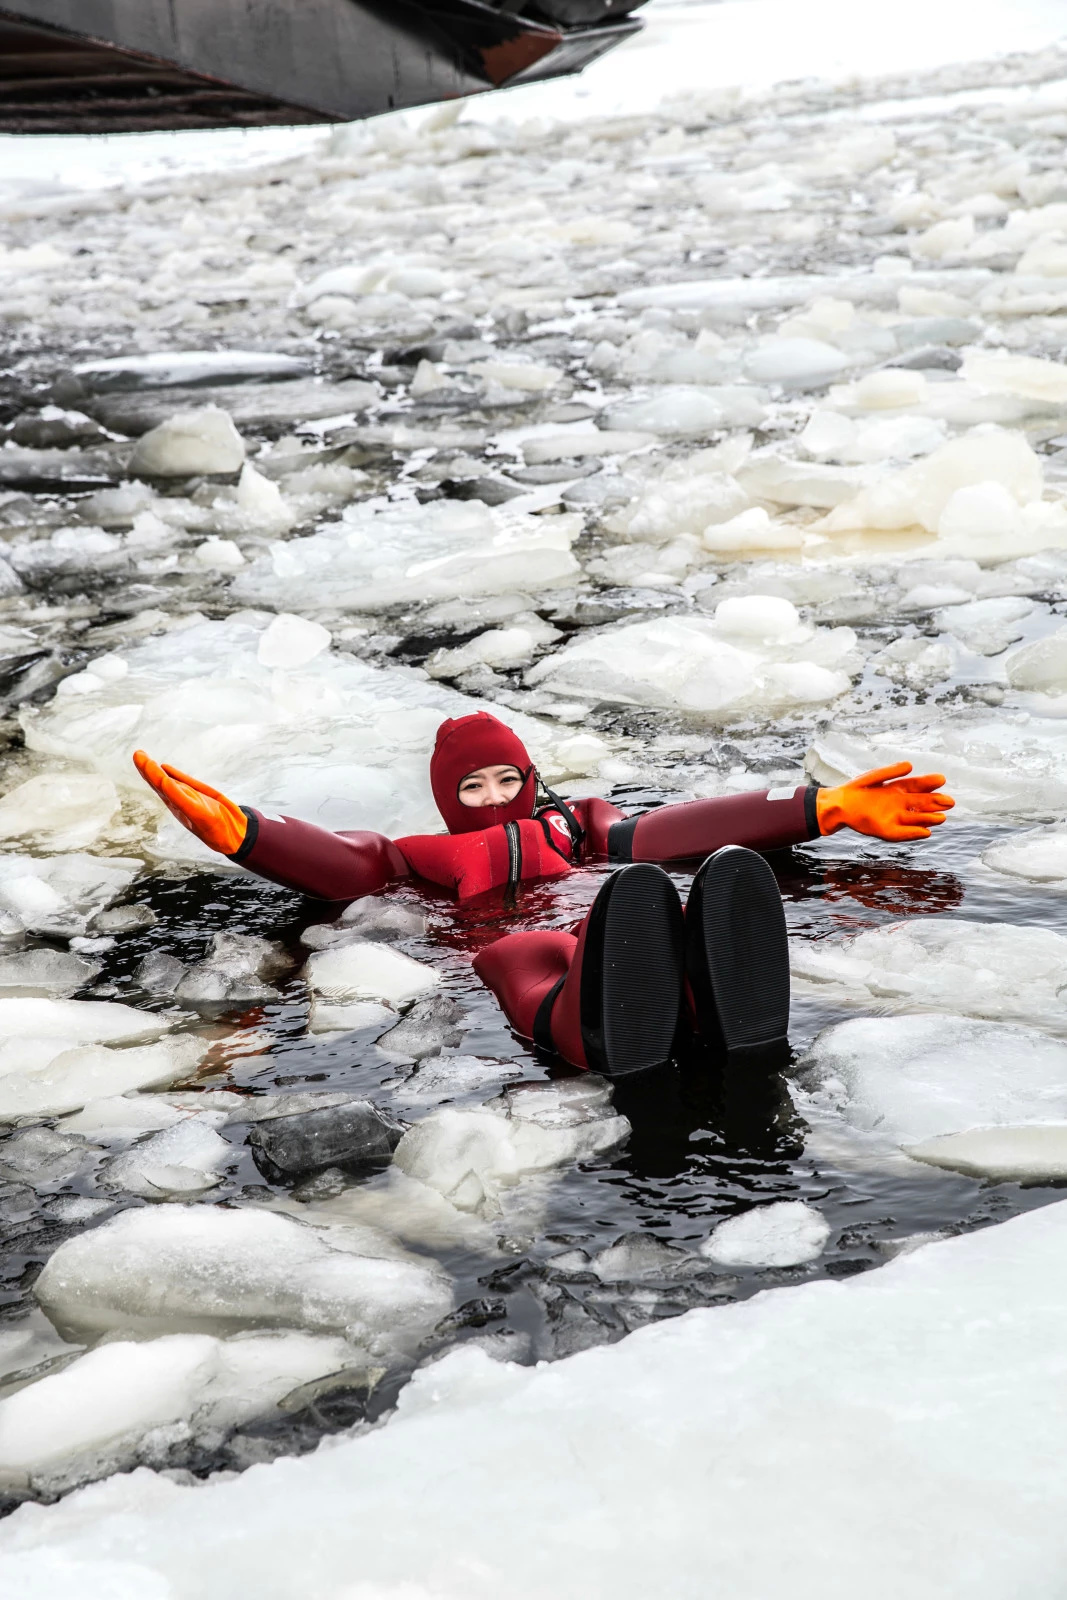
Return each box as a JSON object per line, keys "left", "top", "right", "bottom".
{"left": 132, "top": 752, "right": 408, "bottom": 902}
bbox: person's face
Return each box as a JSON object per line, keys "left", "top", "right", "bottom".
{"left": 458, "top": 764, "right": 525, "bottom": 808}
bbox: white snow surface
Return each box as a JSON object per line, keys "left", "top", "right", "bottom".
{"left": 5, "top": 1201, "right": 1067, "bottom": 1597}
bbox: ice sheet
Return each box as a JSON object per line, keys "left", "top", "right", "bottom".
{"left": 6, "top": 1202, "right": 1067, "bottom": 1596}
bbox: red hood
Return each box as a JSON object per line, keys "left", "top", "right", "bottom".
{"left": 431, "top": 712, "right": 536, "bottom": 834}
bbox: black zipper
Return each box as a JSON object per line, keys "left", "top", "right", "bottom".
{"left": 504, "top": 820, "right": 522, "bottom": 887}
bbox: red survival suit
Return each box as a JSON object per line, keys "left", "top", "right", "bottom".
{"left": 226, "top": 712, "right": 820, "bottom": 1066}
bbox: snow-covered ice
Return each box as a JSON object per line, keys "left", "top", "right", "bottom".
{"left": 6, "top": 1201, "right": 1067, "bottom": 1597}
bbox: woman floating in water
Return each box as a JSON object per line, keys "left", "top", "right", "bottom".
{"left": 134, "top": 712, "right": 952, "bottom": 1078}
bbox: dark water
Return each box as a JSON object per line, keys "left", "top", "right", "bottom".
{"left": 3, "top": 809, "right": 1062, "bottom": 1489}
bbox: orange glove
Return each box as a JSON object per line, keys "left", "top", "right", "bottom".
{"left": 133, "top": 750, "right": 247, "bottom": 856}
{"left": 816, "top": 762, "right": 954, "bottom": 842}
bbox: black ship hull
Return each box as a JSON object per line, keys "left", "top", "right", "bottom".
{"left": 0, "top": 0, "right": 646, "bottom": 134}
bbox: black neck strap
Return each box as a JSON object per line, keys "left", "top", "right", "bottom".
{"left": 535, "top": 771, "right": 585, "bottom": 852}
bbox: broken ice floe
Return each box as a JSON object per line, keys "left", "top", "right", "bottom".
{"left": 792, "top": 918, "right": 1067, "bottom": 1032}
{"left": 0, "top": 1328, "right": 358, "bottom": 1496}
{"left": 34, "top": 1203, "right": 452, "bottom": 1351}
{"left": 528, "top": 597, "right": 859, "bottom": 717}
{"left": 800, "top": 1013, "right": 1067, "bottom": 1149}
{"left": 0, "top": 1035, "right": 204, "bottom": 1124}
{"left": 0, "top": 854, "right": 139, "bottom": 939}
{"left": 233, "top": 501, "right": 581, "bottom": 613}
{"left": 392, "top": 1078, "right": 628, "bottom": 1219}
{"left": 20, "top": 612, "right": 608, "bottom": 858}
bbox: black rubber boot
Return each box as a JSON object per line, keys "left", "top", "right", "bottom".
{"left": 685, "top": 846, "right": 790, "bottom": 1062}
{"left": 549, "top": 863, "right": 685, "bottom": 1077}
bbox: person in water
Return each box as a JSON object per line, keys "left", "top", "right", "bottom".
{"left": 133, "top": 713, "right": 952, "bottom": 1078}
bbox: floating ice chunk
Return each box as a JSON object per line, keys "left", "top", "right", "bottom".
{"left": 62, "top": 1093, "right": 191, "bottom": 1141}
{"left": 193, "top": 537, "right": 245, "bottom": 573}
{"left": 0, "top": 996, "right": 169, "bottom": 1045}
{"left": 34, "top": 1203, "right": 452, "bottom": 1347}
{"left": 234, "top": 502, "right": 581, "bottom": 612}
{"left": 426, "top": 621, "right": 557, "bottom": 679}
{"left": 0, "top": 1036, "right": 204, "bottom": 1123}
{"left": 800, "top": 1014, "right": 1067, "bottom": 1143}
{"left": 905, "top": 1125, "right": 1067, "bottom": 1181}
{"left": 0, "top": 774, "right": 120, "bottom": 852}
{"left": 0, "top": 948, "right": 97, "bottom": 997}
{"left": 802, "top": 410, "right": 948, "bottom": 464}
{"left": 822, "top": 428, "right": 1043, "bottom": 536}
{"left": 255, "top": 608, "right": 331, "bottom": 665}
{"left": 475, "top": 361, "right": 560, "bottom": 393}
{"left": 608, "top": 460, "right": 749, "bottom": 544}
{"left": 1006, "top": 629, "right": 1067, "bottom": 694}
{"left": 981, "top": 828, "right": 1067, "bottom": 884}
{"left": 593, "top": 1232, "right": 689, "bottom": 1282}
{"left": 129, "top": 407, "right": 246, "bottom": 477}
{"left": 103, "top": 1115, "right": 232, "bottom": 1199}
{"left": 173, "top": 933, "right": 288, "bottom": 1007}
{"left": 937, "top": 595, "right": 1031, "bottom": 654}
{"left": 737, "top": 455, "right": 875, "bottom": 509}
{"left": 308, "top": 999, "right": 396, "bottom": 1036}
{"left": 0, "top": 1307, "right": 79, "bottom": 1389}
{"left": 962, "top": 349, "right": 1067, "bottom": 404}
{"left": 249, "top": 1100, "right": 404, "bottom": 1184}
{"left": 306, "top": 943, "right": 439, "bottom": 1008}
{"left": 792, "top": 922, "right": 1067, "bottom": 1033}
{"left": 700, "top": 1202, "right": 830, "bottom": 1268}
{"left": 873, "top": 635, "right": 956, "bottom": 688}
{"left": 603, "top": 387, "right": 766, "bottom": 436}
{"left": 0, "top": 1329, "right": 355, "bottom": 1495}
{"left": 711, "top": 595, "right": 806, "bottom": 643}
{"left": 528, "top": 611, "right": 856, "bottom": 719}
{"left": 233, "top": 463, "right": 296, "bottom": 534}
{"left": 701, "top": 507, "right": 804, "bottom": 552}
{"left": 376, "top": 995, "right": 463, "bottom": 1063}
{"left": 73, "top": 351, "right": 309, "bottom": 393}
{"left": 393, "top": 1085, "right": 627, "bottom": 1217}
{"left": 744, "top": 338, "right": 852, "bottom": 386}
{"left": 0, "top": 854, "right": 140, "bottom": 938}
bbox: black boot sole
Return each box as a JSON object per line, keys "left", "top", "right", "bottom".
{"left": 686, "top": 846, "right": 790, "bottom": 1061}
{"left": 581, "top": 863, "right": 685, "bottom": 1077}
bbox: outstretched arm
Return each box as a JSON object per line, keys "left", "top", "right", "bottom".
{"left": 133, "top": 751, "right": 408, "bottom": 902}
{"left": 585, "top": 764, "right": 953, "bottom": 863}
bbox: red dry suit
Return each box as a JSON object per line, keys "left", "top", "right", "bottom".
{"left": 229, "top": 711, "right": 818, "bottom": 1065}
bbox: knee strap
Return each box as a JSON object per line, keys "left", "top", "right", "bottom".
{"left": 532, "top": 974, "right": 566, "bottom": 1054}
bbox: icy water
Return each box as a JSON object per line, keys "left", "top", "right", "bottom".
{"left": 7, "top": 24, "right": 1067, "bottom": 1505}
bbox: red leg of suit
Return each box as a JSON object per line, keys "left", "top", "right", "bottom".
{"left": 473, "top": 925, "right": 589, "bottom": 1070}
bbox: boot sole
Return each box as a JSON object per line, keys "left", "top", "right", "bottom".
{"left": 580, "top": 863, "right": 684, "bottom": 1077}
{"left": 686, "top": 846, "right": 790, "bottom": 1058}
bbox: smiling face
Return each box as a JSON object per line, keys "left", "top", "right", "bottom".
{"left": 458, "top": 764, "right": 526, "bottom": 809}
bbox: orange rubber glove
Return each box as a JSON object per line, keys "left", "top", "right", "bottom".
{"left": 133, "top": 750, "right": 247, "bottom": 856}
{"left": 816, "top": 762, "right": 954, "bottom": 842}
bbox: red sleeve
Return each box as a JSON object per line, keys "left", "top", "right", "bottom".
{"left": 395, "top": 818, "right": 574, "bottom": 900}
{"left": 611, "top": 786, "right": 820, "bottom": 863}
{"left": 231, "top": 809, "right": 409, "bottom": 902}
